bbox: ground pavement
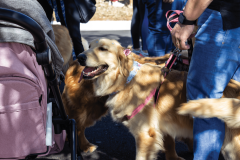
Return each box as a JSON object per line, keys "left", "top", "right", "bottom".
{"left": 37, "top": 31, "right": 225, "bottom": 160}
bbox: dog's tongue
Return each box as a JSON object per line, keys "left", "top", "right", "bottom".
{"left": 83, "top": 66, "right": 97, "bottom": 73}
{"left": 78, "top": 72, "right": 83, "bottom": 83}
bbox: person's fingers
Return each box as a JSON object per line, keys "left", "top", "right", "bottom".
{"left": 171, "top": 31, "right": 181, "bottom": 48}
{"left": 171, "top": 31, "right": 177, "bottom": 47}
{"left": 174, "top": 24, "right": 195, "bottom": 50}
{"left": 176, "top": 39, "right": 180, "bottom": 48}
{"left": 179, "top": 38, "right": 190, "bottom": 50}
{"left": 179, "top": 28, "right": 192, "bottom": 50}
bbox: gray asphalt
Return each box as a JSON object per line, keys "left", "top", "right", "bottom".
{"left": 38, "top": 31, "right": 224, "bottom": 160}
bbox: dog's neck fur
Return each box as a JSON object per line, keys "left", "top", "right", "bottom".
{"left": 93, "top": 53, "right": 165, "bottom": 123}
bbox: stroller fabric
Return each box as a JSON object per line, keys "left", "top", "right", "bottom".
{"left": 0, "top": 42, "right": 66, "bottom": 158}
{"left": 0, "top": 0, "right": 67, "bottom": 158}
{"left": 0, "top": 0, "right": 64, "bottom": 80}
{"left": 0, "top": 42, "right": 47, "bottom": 158}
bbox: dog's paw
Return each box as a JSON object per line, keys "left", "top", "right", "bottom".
{"left": 82, "top": 143, "right": 98, "bottom": 153}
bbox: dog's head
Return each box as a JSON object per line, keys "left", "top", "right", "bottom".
{"left": 77, "top": 38, "right": 131, "bottom": 96}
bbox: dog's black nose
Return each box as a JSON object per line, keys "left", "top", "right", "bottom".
{"left": 77, "top": 54, "right": 87, "bottom": 66}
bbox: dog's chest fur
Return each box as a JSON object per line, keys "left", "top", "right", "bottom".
{"left": 105, "top": 64, "right": 164, "bottom": 131}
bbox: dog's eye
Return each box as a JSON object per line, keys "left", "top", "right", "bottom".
{"left": 99, "top": 46, "right": 108, "bottom": 51}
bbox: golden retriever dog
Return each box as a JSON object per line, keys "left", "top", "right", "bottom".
{"left": 61, "top": 38, "right": 179, "bottom": 153}
{"left": 77, "top": 38, "right": 240, "bottom": 159}
{"left": 178, "top": 96, "right": 240, "bottom": 160}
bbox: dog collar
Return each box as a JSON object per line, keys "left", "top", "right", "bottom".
{"left": 124, "top": 49, "right": 131, "bottom": 56}
{"left": 127, "top": 61, "right": 142, "bottom": 84}
{"left": 110, "top": 50, "right": 141, "bottom": 96}
{"left": 110, "top": 60, "right": 141, "bottom": 96}
{"left": 123, "top": 49, "right": 142, "bottom": 83}
{"left": 110, "top": 49, "right": 159, "bottom": 120}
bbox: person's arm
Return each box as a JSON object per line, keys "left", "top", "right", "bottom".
{"left": 171, "top": 0, "right": 213, "bottom": 50}
{"left": 183, "top": 0, "right": 213, "bottom": 21}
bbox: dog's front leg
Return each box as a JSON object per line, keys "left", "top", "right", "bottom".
{"left": 164, "top": 134, "right": 185, "bottom": 160}
{"left": 135, "top": 128, "right": 161, "bottom": 160}
{"left": 78, "top": 128, "right": 97, "bottom": 153}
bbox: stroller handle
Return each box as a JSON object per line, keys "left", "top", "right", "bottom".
{"left": 0, "top": 8, "right": 48, "bottom": 53}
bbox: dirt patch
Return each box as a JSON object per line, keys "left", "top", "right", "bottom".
{"left": 91, "top": 0, "right": 133, "bottom": 21}
{"left": 52, "top": 0, "right": 133, "bottom": 21}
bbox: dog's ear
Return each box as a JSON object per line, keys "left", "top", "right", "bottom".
{"left": 117, "top": 46, "right": 129, "bottom": 77}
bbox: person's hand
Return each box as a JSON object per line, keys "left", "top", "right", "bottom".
{"left": 171, "top": 22, "right": 195, "bottom": 50}
{"left": 163, "top": 0, "right": 174, "bottom": 3}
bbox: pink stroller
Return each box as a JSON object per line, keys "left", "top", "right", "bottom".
{"left": 0, "top": 8, "right": 83, "bottom": 160}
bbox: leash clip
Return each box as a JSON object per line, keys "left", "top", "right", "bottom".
{"left": 172, "top": 48, "right": 182, "bottom": 57}
{"left": 165, "top": 48, "right": 181, "bottom": 70}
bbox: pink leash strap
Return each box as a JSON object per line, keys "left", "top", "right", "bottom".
{"left": 124, "top": 49, "right": 132, "bottom": 56}
{"left": 127, "top": 88, "right": 157, "bottom": 120}
{"left": 165, "top": 54, "right": 178, "bottom": 70}
{"left": 166, "top": 10, "right": 196, "bottom": 38}
{"left": 166, "top": 10, "right": 183, "bottom": 32}
{"left": 154, "top": 51, "right": 178, "bottom": 106}
{"left": 123, "top": 48, "right": 155, "bottom": 120}
{"left": 124, "top": 49, "right": 145, "bottom": 57}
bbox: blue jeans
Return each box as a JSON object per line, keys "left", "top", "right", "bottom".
{"left": 131, "top": 0, "right": 148, "bottom": 50}
{"left": 143, "top": 0, "right": 186, "bottom": 57}
{"left": 187, "top": 9, "right": 240, "bottom": 160}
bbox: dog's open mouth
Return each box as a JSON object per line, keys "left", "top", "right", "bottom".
{"left": 82, "top": 65, "right": 108, "bottom": 79}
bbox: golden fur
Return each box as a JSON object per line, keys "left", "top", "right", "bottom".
{"left": 52, "top": 25, "right": 73, "bottom": 66}
{"left": 62, "top": 61, "right": 109, "bottom": 152}
{"left": 52, "top": 24, "right": 89, "bottom": 74}
{"left": 79, "top": 38, "right": 240, "bottom": 159}
{"left": 178, "top": 89, "right": 240, "bottom": 160}
{"left": 52, "top": 24, "right": 176, "bottom": 153}
{"left": 61, "top": 39, "right": 175, "bottom": 153}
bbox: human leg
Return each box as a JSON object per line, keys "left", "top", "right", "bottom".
{"left": 37, "top": 0, "right": 53, "bottom": 21}
{"left": 63, "top": 0, "right": 84, "bottom": 56}
{"left": 131, "top": 0, "right": 141, "bottom": 50}
{"left": 141, "top": 4, "right": 148, "bottom": 52}
{"left": 187, "top": 9, "right": 240, "bottom": 160}
{"left": 146, "top": 0, "right": 185, "bottom": 57}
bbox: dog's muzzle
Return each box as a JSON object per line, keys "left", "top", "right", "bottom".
{"left": 77, "top": 54, "right": 87, "bottom": 66}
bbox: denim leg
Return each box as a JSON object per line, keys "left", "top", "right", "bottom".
{"left": 141, "top": 4, "right": 149, "bottom": 51}
{"left": 146, "top": 0, "right": 186, "bottom": 57}
{"left": 131, "top": 0, "right": 141, "bottom": 49}
{"left": 63, "top": 0, "right": 84, "bottom": 55}
{"left": 187, "top": 9, "right": 240, "bottom": 160}
{"left": 131, "top": 0, "right": 146, "bottom": 49}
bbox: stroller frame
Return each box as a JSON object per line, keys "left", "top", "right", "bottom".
{"left": 0, "top": 8, "right": 83, "bottom": 160}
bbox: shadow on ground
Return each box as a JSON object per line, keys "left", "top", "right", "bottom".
{"left": 38, "top": 113, "right": 226, "bottom": 160}
{"left": 38, "top": 114, "right": 194, "bottom": 160}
